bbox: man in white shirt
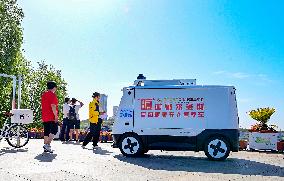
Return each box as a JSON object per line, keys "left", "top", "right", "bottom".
{"left": 59, "top": 97, "right": 70, "bottom": 141}
{"left": 68, "top": 98, "right": 84, "bottom": 141}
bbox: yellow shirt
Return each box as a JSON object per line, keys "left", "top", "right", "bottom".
{"left": 89, "top": 99, "right": 100, "bottom": 123}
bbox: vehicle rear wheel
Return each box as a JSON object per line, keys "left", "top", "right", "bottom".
{"left": 204, "top": 136, "right": 230, "bottom": 161}
{"left": 119, "top": 134, "right": 144, "bottom": 157}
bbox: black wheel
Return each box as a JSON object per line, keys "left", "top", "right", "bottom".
{"left": 204, "top": 136, "right": 230, "bottom": 161}
{"left": 6, "top": 124, "right": 29, "bottom": 148}
{"left": 119, "top": 134, "right": 144, "bottom": 157}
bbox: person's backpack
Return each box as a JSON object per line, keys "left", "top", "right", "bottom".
{"left": 68, "top": 105, "right": 77, "bottom": 121}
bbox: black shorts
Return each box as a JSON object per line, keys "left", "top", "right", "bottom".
{"left": 69, "top": 120, "right": 80, "bottom": 129}
{"left": 75, "top": 120, "right": 80, "bottom": 129}
{"left": 43, "top": 121, "right": 58, "bottom": 136}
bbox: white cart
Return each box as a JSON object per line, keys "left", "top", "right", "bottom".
{"left": 0, "top": 74, "right": 33, "bottom": 148}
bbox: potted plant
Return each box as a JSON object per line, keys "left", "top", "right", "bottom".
{"left": 79, "top": 130, "right": 87, "bottom": 142}
{"left": 277, "top": 133, "right": 284, "bottom": 152}
{"left": 248, "top": 107, "right": 279, "bottom": 151}
{"left": 29, "top": 128, "right": 37, "bottom": 138}
{"left": 239, "top": 139, "right": 248, "bottom": 150}
{"left": 248, "top": 107, "right": 277, "bottom": 133}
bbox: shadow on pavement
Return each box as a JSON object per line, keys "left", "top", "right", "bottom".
{"left": 62, "top": 141, "right": 82, "bottom": 145}
{"left": 0, "top": 147, "right": 28, "bottom": 156}
{"left": 92, "top": 147, "right": 113, "bottom": 155}
{"left": 34, "top": 153, "right": 57, "bottom": 162}
{"left": 114, "top": 154, "right": 284, "bottom": 177}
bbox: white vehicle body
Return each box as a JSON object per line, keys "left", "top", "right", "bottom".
{"left": 112, "top": 76, "right": 239, "bottom": 160}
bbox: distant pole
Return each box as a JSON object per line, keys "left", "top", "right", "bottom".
{"left": 18, "top": 75, "right": 22, "bottom": 109}
{"left": 12, "top": 76, "right": 16, "bottom": 109}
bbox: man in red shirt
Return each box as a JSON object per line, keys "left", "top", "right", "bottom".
{"left": 41, "top": 81, "right": 58, "bottom": 153}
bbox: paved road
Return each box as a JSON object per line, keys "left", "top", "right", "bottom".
{"left": 0, "top": 139, "right": 283, "bottom": 181}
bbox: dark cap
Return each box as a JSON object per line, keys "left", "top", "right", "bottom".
{"left": 47, "top": 81, "right": 57, "bottom": 89}
{"left": 92, "top": 92, "right": 100, "bottom": 98}
{"left": 64, "top": 97, "right": 70, "bottom": 103}
{"left": 71, "top": 98, "right": 77, "bottom": 103}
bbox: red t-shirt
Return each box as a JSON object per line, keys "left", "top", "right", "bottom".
{"left": 41, "top": 90, "right": 58, "bottom": 122}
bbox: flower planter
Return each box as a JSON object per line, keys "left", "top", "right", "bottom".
{"left": 249, "top": 132, "right": 279, "bottom": 151}
{"left": 277, "top": 141, "right": 284, "bottom": 151}
{"left": 79, "top": 133, "right": 86, "bottom": 142}
{"left": 35, "top": 132, "right": 40, "bottom": 139}
{"left": 100, "top": 135, "right": 108, "bottom": 142}
{"left": 29, "top": 132, "right": 36, "bottom": 139}
{"left": 108, "top": 134, "right": 113, "bottom": 141}
{"left": 239, "top": 140, "right": 248, "bottom": 150}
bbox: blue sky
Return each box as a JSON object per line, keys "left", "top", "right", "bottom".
{"left": 19, "top": 0, "right": 284, "bottom": 129}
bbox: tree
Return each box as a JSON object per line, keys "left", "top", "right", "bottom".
{"left": 0, "top": 1, "right": 68, "bottom": 129}
{"left": 0, "top": 0, "right": 24, "bottom": 125}
{"left": 25, "top": 61, "right": 68, "bottom": 128}
{"left": 0, "top": 0, "right": 24, "bottom": 72}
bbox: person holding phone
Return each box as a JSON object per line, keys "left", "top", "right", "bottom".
{"left": 82, "top": 92, "right": 104, "bottom": 148}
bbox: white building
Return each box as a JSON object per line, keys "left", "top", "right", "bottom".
{"left": 113, "top": 106, "right": 119, "bottom": 117}
{"left": 99, "top": 94, "right": 108, "bottom": 113}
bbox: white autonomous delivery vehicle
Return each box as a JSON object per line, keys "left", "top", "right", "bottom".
{"left": 112, "top": 74, "right": 239, "bottom": 161}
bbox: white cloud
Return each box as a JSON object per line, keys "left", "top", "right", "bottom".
{"left": 213, "top": 70, "right": 274, "bottom": 83}
{"left": 238, "top": 98, "right": 251, "bottom": 103}
{"left": 123, "top": 6, "right": 130, "bottom": 14}
{"left": 213, "top": 71, "right": 250, "bottom": 79}
{"left": 213, "top": 71, "right": 226, "bottom": 75}
{"left": 231, "top": 72, "right": 250, "bottom": 79}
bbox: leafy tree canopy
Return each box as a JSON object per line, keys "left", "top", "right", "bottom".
{"left": 0, "top": 0, "right": 24, "bottom": 72}
{"left": 0, "top": 1, "right": 68, "bottom": 128}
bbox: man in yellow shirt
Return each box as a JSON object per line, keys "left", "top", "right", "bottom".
{"left": 82, "top": 92, "right": 103, "bottom": 148}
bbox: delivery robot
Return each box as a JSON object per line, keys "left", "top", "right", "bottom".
{"left": 112, "top": 74, "right": 239, "bottom": 161}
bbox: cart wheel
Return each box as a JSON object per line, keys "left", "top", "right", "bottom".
{"left": 119, "top": 134, "right": 144, "bottom": 157}
{"left": 204, "top": 136, "right": 230, "bottom": 161}
{"left": 6, "top": 124, "right": 29, "bottom": 148}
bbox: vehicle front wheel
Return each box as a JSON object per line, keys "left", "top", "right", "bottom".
{"left": 119, "top": 134, "right": 144, "bottom": 157}
{"left": 204, "top": 136, "right": 230, "bottom": 161}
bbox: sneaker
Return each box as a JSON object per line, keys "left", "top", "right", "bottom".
{"left": 43, "top": 144, "right": 53, "bottom": 153}
{"left": 43, "top": 144, "right": 48, "bottom": 151}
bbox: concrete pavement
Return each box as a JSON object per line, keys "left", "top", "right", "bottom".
{"left": 0, "top": 139, "right": 283, "bottom": 181}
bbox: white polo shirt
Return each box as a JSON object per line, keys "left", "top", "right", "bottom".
{"left": 63, "top": 103, "right": 70, "bottom": 119}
